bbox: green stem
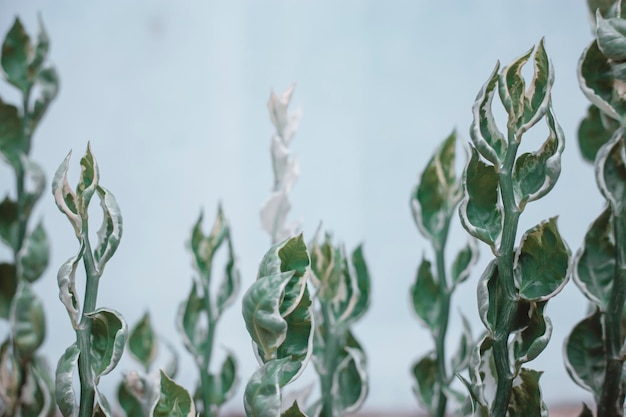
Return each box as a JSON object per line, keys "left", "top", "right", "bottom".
{"left": 200, "top": 267, "right": 216, "bottom": 417}
{"left": 598, "top": 212, "right": 626, "bottom": 417}
{"left": 320, "top": 302, "right": 340, "bottom": 417}
{"left": 491, "top": 142, "right": 521, "bottom": 417}
{"left": 77, "top": 223, "right": 100, "bottom": 417}
{"left": 433, "top": 226, "right": 451, "bottom": 417}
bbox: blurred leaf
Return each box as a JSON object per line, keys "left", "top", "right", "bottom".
{"left": 56, "top": 248, "right": 83, "bottom": 329}
{"left": 93, "top": 186, "right": 122, "bottom": 273}
{"left": 128, "top": 312, "right": 157, "bottom": 372}
{"left": 596, "top": 130, "right": 626, "bottom": 213}
{"left": 459, "top": 147, "right": 502, "bottom": 249}
{"left": 451, "top": 314, "right": 473, "bottom": 375}
{"left": 117, "top": 378, "right": 146, "bottom": 417}
{"left": 411, "top": 352, "right": 438, "bottom": 415}
{"left": 276, "top": 285, "right": 312, "bottom": 385}
{"left": 281, "top": 401, "right": 307, "bottom": 417}
{"left": 27, "top": 16, "right": 49, "bottom": 77}
{"left": 578, "top": 402, "right": 594, "bottom": 417}
{"left": 20, "top": 361, "right": 54, "bottom": 417}
{"left": 52, "top": 151, "right": 81, "bottom": 237}
{"left": 597, "top": 12, "right": 626, "bottom": 61}
{"left": 514, "top": 217, "right": 570, "bottom": 301}
{"left": 574, "top": 206, "right": 615, "bottom": 309}
{"left": 177, "top": 281, "right": 206, "bottom": 360}
{"left": 507, "top": 368, "right": 543, "bottom": 417}
{"left": 332, "top": 345, "right": 368, "bottom": 415}
{"left": 309, "top": 234, "right": 343, "bottom": 303}
{"left": 31, "top": 67, "right": 59, "bottom": 129}
{"left": 21, "top": 157, "right": 46, "bottom": 218}
{"left": 153, "top": 370, "right": 195, "bottom": 417}
{"left": 348, "top": 245, "right": 370, "bottom": 323}
{"left": 216, "top": 236, "right": 240, "bottom": 318}
{"left": 451, "top": 238, "right": 479, "bottom": 289}
{"left": 55, "top": 343, "right": 79, "bottom": 417}
{"left": 564, "top": 309, "right": 605, "bottom": 398}
{"left": 206, "top": 352, "right": 238, "bottom": 407}
{"left": 588, "top": 0, "right": 618, "bottom": 19}
{"left": 17, "top": 221, "right": 49, "bottom": 283}
{"left": 190, "top": 207, "right": 227, "bottom": 278}
{"left": 11, "top": 282, "right": 45, "bottom": 359}
{"left": 410, "top": 257, "right": 441, "bottom": 332}
{"left": 0, "top": 99, "right": 23, "bottom": 170}
{"left": 0, "top": 338, "right": 20, "bottom": 414}
{"left": 470, "top": 62, "right": 506, "bottom": 164}
{"left": 244, "top": 358, "right": 289, "bottom": 417}
{"left": 86, "top": 308, "right": 127, "bottom": 379}
{"left": 1, "top": 18, "right": 32, "bottom": 94}
{"left": 0, "top": 263, "right": 17, "bottom": 319}
{"left": 0, "top": 196, "right": 19, "bottom": 250}
{"left": 578, "top": 105, "right": 618, "bottom": 163}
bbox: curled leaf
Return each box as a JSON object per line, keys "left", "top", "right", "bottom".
{"left": 56, "top": 247, "right": 84, "bottom": 329}
{"left": 10, "top": 282, "right": 46, "bottom": 359}
{"left": 55, "top": 343, "right": 79, "bottom": 417}
{"left": 153, "top": 370, "right": 195, "bottom": 417}
{"left": 17, "top": 221, "right": 49, "bottom": 283}
{"left": 244, "top": 358, "right": 290, "bottom": 417}
{"left": 86, "top": 308, "right": 127, "bottom": 380}
{"left": 93, "top": 185, "right": 123, "bottom": 273}
{"left": 52, "top": 151, "right": 81, "bottom": 237}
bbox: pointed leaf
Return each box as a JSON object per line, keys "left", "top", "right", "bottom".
{"left": 451, "top": 238, "right": 479, "bottom": 288}
{"left": 459, "top": 147, "right": 502, "bottom": 249}
{"left": 76, "top": 143, "right": 99, "bottom": 216}
{"left": 281, "top": 401, "right": 308, "bottom": 417}
{"left": 597, "top": 13, "right": 626, "bottom": 61}
{"left": 507, "top": 368, "right": 544, "bottom": 417}
{"left": 216, "top": 237, "right": 240, "bottom": 318}
{"left": 190, "top": 206, "right": 227, "bottom": 278}
{"left": 31, "top": 66, "right": 59, "bottom": 128}
{"left": 94, "top": 386, "right": 114, "bottom": 417}
{"left": 499, "top": 45, "right": 534, "bottom": 131}
{"left": 332, "top": 345, "right": 368, "bottom": 415}
{"left": 579, "top": 105, "right": 618, "bottom": 163}
{"left": 0, "top": 196, "right": 19, "bottom": 250}
{"left": 268, "top": 84, "right": 300, "bottom": 145}
{"left": 410, "top": 257, "right": 440, "bottom": 332}
{"left": 52, "top": 151, "right": 81, "bottom": 237}
{"left": 1, "top": 18, "right": 32, "bottom": 94}
{"left": 596, "top": 130, "right": 626, "bottom": 213}
{"left": 309, "top": 234, "right": 344, "bottom": 304}
{"left": 11, "top": 282, "right": 45, "bottom": 359}
{"left": 519, "top": 39, "right": 553, "bottom": 135}
{"left": 564, "top": 309, "right": 605, "bottom": 398}
{"left": 93, "top": 186, "right": 122, "bottom": 273}
{"left": 205, "top": 351, "right": 238, "bottom": 406}
{"left": 28, "top": 16, "right": 49, "bottom": 73}
{"left": 411, "top": 353, "right": 438, "bottom": 414}
{"left": 0, "top": 263, "right": 17, "bottom": 319}
{"left": 177, "top": 281, "right": 206, "bottom": 360}
{"left": 348, "top": 245, "right": 370, "bottom": 323}
{"left": 477, "top": 259, "right": 499, "bottom": 333}
{"left": 56, "top": 247, "right": 83, "bottom": 329}
{"left": 86, "top": 308, "right": 127, "bottom": 379}
{"left": 574, "top": 206, "right": 615, "bottom": 309}
{"left": 578, "top": 402, "right": 594, "bottom": 417}
{"left": 55, "top": 343, "right": 79, "bottom": 417}
{"left": 470, "top": 62, "right": 507, "bottom": 164}
{"left": 128, "top": 312, "right": 157, "bottom": 372}
{"left": 512, "top": 302, "right": 552, "bottom": 366}
{"left": 244, "top": 358, "right": 289, "bottom": 417}
{"left": 153, "top": 370, "right": 195, "bottom": 417}
{"left": 17, "top": 221, "right": 49, "bottom": 283}
{"left": 117, "top": 380, "right": 144, "bottom": 417}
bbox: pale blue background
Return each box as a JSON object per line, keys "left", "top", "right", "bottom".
{"left": 0, "top": 1, "right": 598, "bottom": 413}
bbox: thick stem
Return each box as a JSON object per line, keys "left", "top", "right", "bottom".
{"left": 598, "top": 212, "right": 626, "bottom": 417}
{"left": 200, "top": 267, "right": 217, "bottom": 417}
{"left": 490, "top": 142, "right": 521, "bottom": 417}
{"left": 320, "top": 303, "right": 340, "bottom": 417}
{"left": 433, "top": 224, "right": 451, "bottom": 417}
{"left": 77, "top": 224, "right": 100, "bottom": 417}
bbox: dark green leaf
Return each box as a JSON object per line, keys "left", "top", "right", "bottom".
{"left": 333, "top": 346, "right": 368, "bottom": 415}
{"left": 216, "top": 236, "right": 240, "bottom": 318}
{"left": 244, "top": 358, "right": 289, "bottom": 417}
{"left": 1, "top": 18, "right": 32, "bottom": 94}
{"left": 507, "top": 368, "right": 544, "bottom": 417}
{"left": 27, "top": 16, "right": 49, "bottom": 76}
{"left": 512, "top": 302, "right": 552, "bottom": 366}
{"left": 0, "top": 263, "right": 17, "bottom": 319}
{"left": 410, "top": 257, "right": 440, "bottom": 333}
{"left": 411, "top": 353, "right": 438, "bottom": 414}
{"left": 86, "top": 308, "right": 127, "bottom": 379}
{"left": 564, "top": 309, "right": 605, "bottom": 398}
{"left": 588, "top": 0, "right": 618, "bottom": 19}
{"left": 597, "top": 13, "right": 626, "bottom": 61}
{"left": 93, "top": 186, "right": 122, "bottom": 273}
{"left": 459, "top": 147, "right": 502, "bottom": 249}
{"left": 347, "top": 245, "right": 370, "bottom": 323}
{"left": 281, "top": 401, "right": 307, "bottom": 417}
{"left": 477, "top": 260, "right": 499, "bottom": 333}
{"left": 579, "top": 105, "right": 618, "bottom": 163}
{"left": 11, "top": 282, "right": 45, "bottom": 359}
{"left": 128, "top": 312, "right": 157, "bottom": 372}
{"left": 578, "top": 402, "right": 594, "bottom": 417}
{"left": 0, "top": 99, "right": 23, "bottom": 170}
{"left": 177, "top": 281, "right": 206, "bottom": 360}
{"left": 55, "top": 343, "right": 79, "bottom": 417}
{"left": 17, "top": 221, "right": 49, "bottom": 283}
{"left": 153, "top": 370, "right": 195, "bottom": 417}
{"left": 597, "top": 130, "right": 626, "bottom": 212}
{"left": 450, "top": 238, "right": 479, "bottom": 289}
{"left": 514, "top": 217, "right": 570, "bottom": 301}
{"left": 0, "top": 196, "right": 19, "bottom": 250}
{"left": 117, "top": 378, "right": 145, "bottom": 417}
{"left": 205, "top": 352, "right": 238, "bottom": 407}
{"left": 276, "top": 285, "right": 312, "bottom": 385}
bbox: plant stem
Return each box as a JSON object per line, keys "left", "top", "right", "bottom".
{"left": 491, "top": 142, "right": 521, "bottom": 417}
{"left": 200, "top": 267, "right": 216, "bottom": 417}
{"left": 598, "top": 211, "right": 626, "bottom": 417}
{"left": 77, "top": 223, "right": 100, "bottom": 417}
{"left": 433, "top": 225, "right": 451, "bottom": 417}
{"left": 320, "top": 302, "right": 340, "bottom": 417}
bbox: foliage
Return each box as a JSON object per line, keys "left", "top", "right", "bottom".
{"left": 0, "top": 15, "right": 59, "bottom": 417}
{"left": 409, "top": 130, "right": 479, "bottom": 417}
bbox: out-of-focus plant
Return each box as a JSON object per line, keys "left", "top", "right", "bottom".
{"left": 0, "top": 15, "right": 59, "bottom": 417}
{"left": 409, "top": 131, "right": 478, "bottom": 417}
{"left": 242, "top": 235, "right": 313, "bottom": 417}
{"left": 457, "top": 39, "right": 570, "bottom": 416}
{"left": 177, "top": 206, "right": 240, "bottom": 417}
{"left": 564, "top": 2, "right": 626, "bottom": 416}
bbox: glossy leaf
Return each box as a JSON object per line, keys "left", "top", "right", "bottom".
{"left": 512, "top": 105, "right": 564, "bottom": 208}
{"left": 411, "top": 353, "right": 438, "bottom": 414}
{"left": 564, "top": 309, "right": 605, "bottom": 398}
{"left": 216, "top": 237, "right": 240, "bottom": 318}
{"left": 451, "top": 238, "right": 479, "bottom": 289}
{"left": 56, "top": 248, "right": 84, "bottom": 329}
{"left": 55, "top": 343, "right": 79, "bottom": 417}
{"left": 244, "top": 358, "right": 289, "bottom": 417}
{"left": 507, "top": 368, "right": 544, "bottom": 417}
{"left": 128, "top": 312, "right": 157, "bottom": 372}
{"left": 574, "top": 206, "right": 615, "bottom": 309}
{"left": 0, "top": 196, "right": 19, "bottom": 250}
{"left": 470, "top": 62, "right": 507, "bottom": 164}
{"left": 411, "top": 131, "right": 461, "bottom": 243}
{"left": 52, "top": 151, "right": 81, "bottom": 237}
{"left": 11, "top": 282, "right": 45, "bottom": 359}
{"left": 177, "top": 281, "right": 206, "bottom": 360}
{"left": 579, "top": 105, "right": 618, "bottom": 163}
{"left": 17, "top": 221, "right": 49, "bottom": 283}
{"left": 86, "top": 308, "right": 127, "bottom": 379}
{"left": 332, "top": 346, "right": 368, "bottom": 415}
{"left": 0, "top": 263, "right": 17, "bottom": 319}
{"left": 1, "top": 18, "right": 32, "bottom": 94}
{"left": 153, "top": 370, "right": 196, "bottom": 417}
{"left": 93, "top": 186, "right": 123, "bottom": 273}
{"left": 512, "top": 302, "right": 552, "bottom": 367}
{"left": 596, "top": 130, "right": 626, "bottom": 213}
{"left": 514, "top": 217, "right": 570, "bottom": 301}
{"left": 410, "top": 257, "right": 440, "bottom": 332}
{"left": 459, "top": 147, "right": 502, "bottom": 249}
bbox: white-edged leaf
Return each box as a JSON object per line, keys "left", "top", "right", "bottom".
{"left": 55, "top": 343, "right": 79, "bottom": 417}
{"left": 93, "top": 186, "right": 122, "bottom": 273}
{"left": 244, "top": 358, "right": 289, "bottom": 417}
{"left": 52, "top": 151, "right": 81, "bottom": 237}
{"left": 17, "top": 220, "right": 49, "bottom": 283}
{"left": 56, "top": 246, "right": 84, "bottom": 329}
{"left": 86, "top": 308, "right": 127, "bottom": 380}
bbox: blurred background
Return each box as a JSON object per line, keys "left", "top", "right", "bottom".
{"left": 0, "top": 1, "right": 598, "bottom": 414}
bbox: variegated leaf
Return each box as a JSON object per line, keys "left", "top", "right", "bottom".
{"left": 52, "top": 151, "right": 81, "bottom": 237}
{"left": 93, "top": 186, "right": 122, "bottom": 273}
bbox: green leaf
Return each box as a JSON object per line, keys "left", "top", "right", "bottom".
{"left": 574, "top": 206, "right": 615, "bottom": 309}
{"left": 411, "top": 130, "right": 461, "bottom": 243}
{"left": 1, "top": 18, "right": 32, "bottom": 94}
{"left": 205, "top": 351, "right": 238, "bottom": 407}
{"left": 519, "top": 39, "right": 553, "bottom": 135}
{"left": 0, "top": 263, "right": 17, "bottom": 319}
{"left": 578, "top": 402, "right": 594, "bottom": 417}
{"left": 93, "top": 185, "right": 122, "bottom": 273}
{"left": 470, "top": 62, "right": 507, "bottom": 164}
{"left": 564, "top": 309, "right": 605, "bottom": 398}
{"left": 281, "top": 401, "right": 308, "bottom": 417}
{"left": 597, "top": 12, "right": 626, "bottom": 61}
{"left": 21, "top": 157, "right": 46, "bottom": 219}
{"left": 512, "top": 302, "right": 552, "bottom": 367}
{"left": 411, "top": 353, "right": 438, "bottom": 414}
{"left": 117, "top": 379, "right": 145, "bottom": 417}
{"left": 596, "top": 130, "right": 626, "bottom": 213}
{"left": 499, "top": 45, "right": 534, "bottom": 132}
{"left": 244, "top": 358, "right": 289, "bottom": 417}
{"left": 77, "top": 143, "right": 99, "bottom": 216}
{"left": 332, "top": 345, "right": 368, "bottom": 415}
{"left": 216, "top": 236, "right": 240, "bottom": 318}
{"left": 10, "top": 282, "right": 45, "bottom": 359}
{"left": 512, "top": 105, "right": 564, "bottom": 209}
{"left": 507, "top": 368, "right": 544, "bottom": 417}
{"left": 514, "top": 217, "right": 570, "bottom": 301}
{"left": 451, "top": 313, "right": 473, "bottom": 375}
{"left": 31, "top": 66, "right": 59, "bottom": 128}
{"left": 450, "top": 238, "right": 479, "bottom": 289}
{"left": 242, "top": 271, "right": 293, "bottom": 362}
{"left": 27, "top": 16, "right": 49, "bottom": 76}
{"left": 0, "top": 99, "right": 23, "bottom": 170}
{"left": 177, "top": 281, "right": 206, "bottom": 360}
{"left": 588, "top": 0, "right": 618, "bottom": 19}
{"left": 347, "top": 245, "right": 370, "bottom": 323}
{"left": 153, "top": 370, "right": 196, "bottom": 417}
{"left": 20, "top": 362, "right": 55, "bottom": 417}
{"left": 579, "top": 105, "right": 618, "bottom": 163}
{"left": 459, "top": 147, "right": 502, "bottom": 249}
{"left": 128, "top": 311, "right": 157, "bottom": 372}
{"left": 94, "top": 387, "right": 115, "bottom": 417}
{"left": 190, "top": 207, "right": 227, "bottom": 278}
{"left": 0, "top": 196, "right": 19, "bottom": 250}
{"left": 55, "top": 343, "right": 79, "bottom": 417}
{"left": 309, "top": 233, "right": 344, "bottom": 303}
{"left": 52, "top": 151, "right": 81, "bottom": 237}
{"left": 119, "top": 371, "right": 159, "bottom": 417}
{"left": 17, "top": 221, "right": 49, "bottom": 283}
{"left": 56, "top": 247, "right": 84, "bottom": 329}
{"left": 0, "top": 338, "right": 20, "bottom": 412}
{"left": 86, "top": 308, "right": 127, "bottom": 379}
{"left": 410, "top": 257, "right": 440, "bottom": 333}
{"left": 476, "top": 259, "right": 499, "bottom": 333}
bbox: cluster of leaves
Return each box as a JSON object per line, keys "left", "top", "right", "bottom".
{"left": 0, "top": 16, "right": 59, "bottom": 417}
{"left": 409, "top": 131, "right": 478, "bottom": 417}
{"left": 177, "top": 206, "right": 240, "bottom": 417}
{"left": 458, "top": 40, "right": 570, "bottom": 416}
{"left": 564, "top": 2, "right": 626, "bottom": 416}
